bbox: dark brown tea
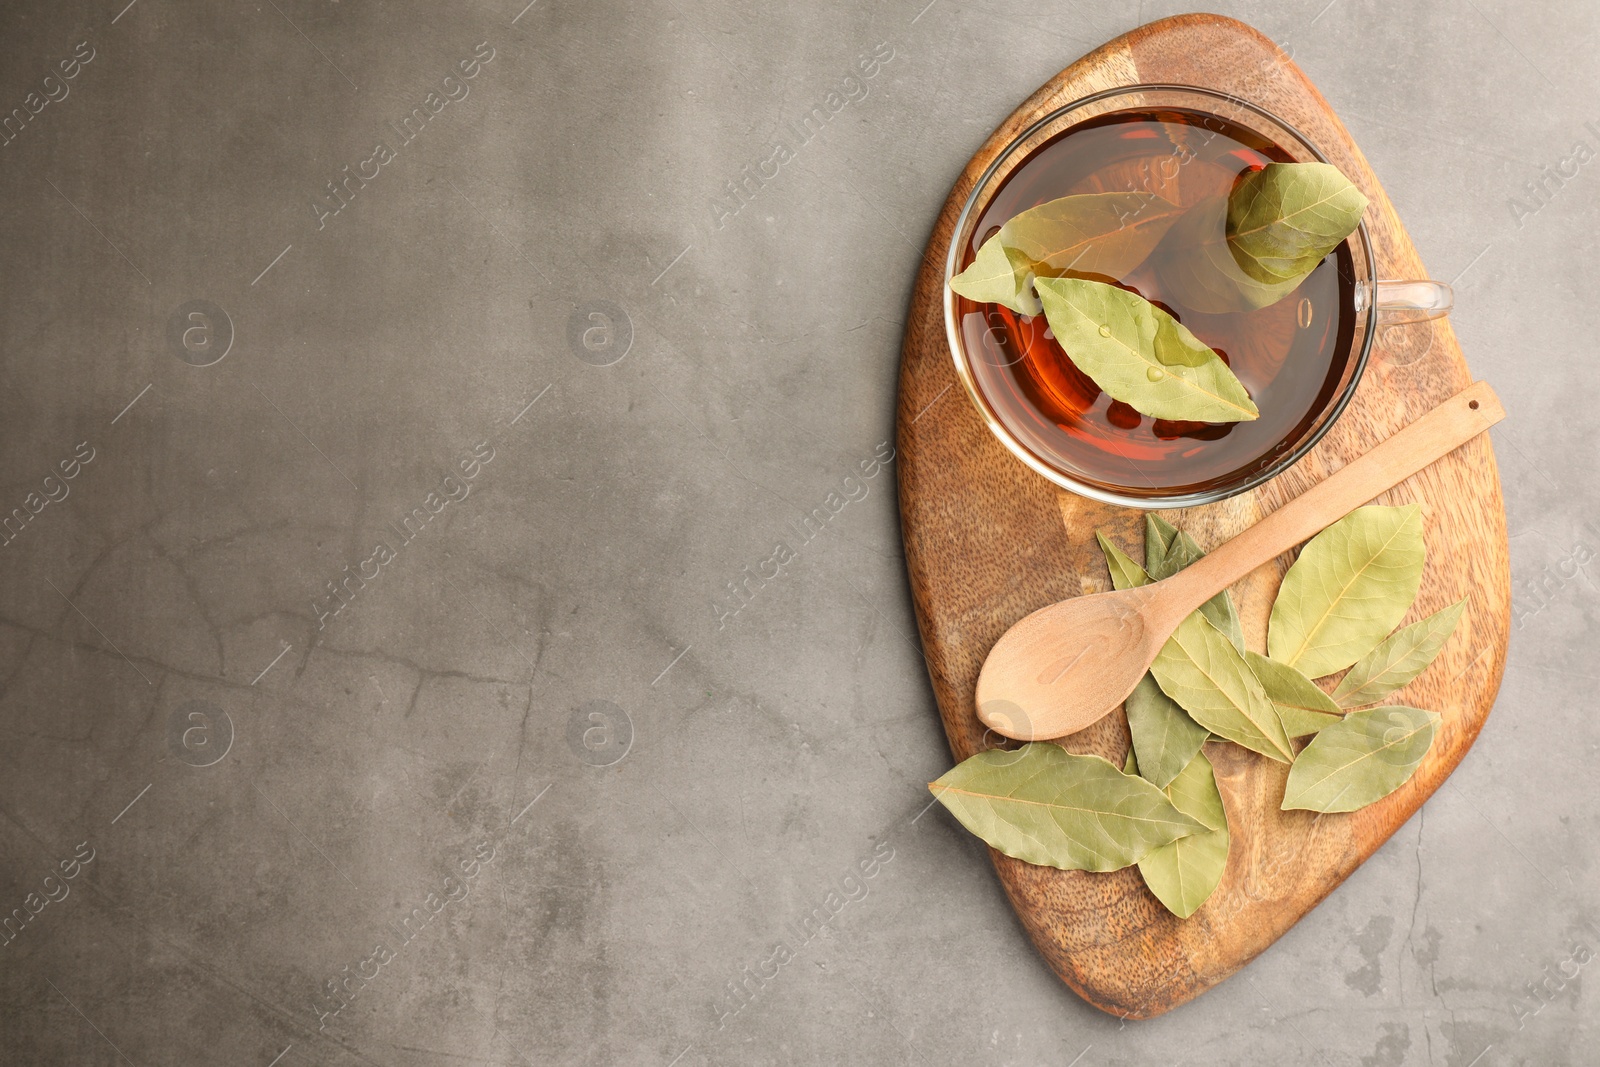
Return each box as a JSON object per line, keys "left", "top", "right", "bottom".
{"left": 956, "top": 108, "right": 1357, "bottom": 497}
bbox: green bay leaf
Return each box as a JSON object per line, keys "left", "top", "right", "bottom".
{"left": 1147, "top": 524, "right": 1200, "bottom": 581}
{"left": 1034, "top": 276, "right": 1259, "bottom": 424}
{"left": 1002, "top": 191, "right": 1187, "bottom": 277}
{"left": 1151, "top": 613, "right": 1294, "bottom": 763}
{"left": 1281, "top": 706, "right": 1439, "bottom": 812}
{"left": 930, "top": 744, "right": 1206, "bottom": 872}
{"left": 1228, "top": 163, "right": 1369, "bottom": 285}
{"left": 1332, "top": 600, "right": 1466, "bottom": 708}
{"left": 1154, "top": 198, "right": 1303, "bottom": 314}
{"left": 1096, "top": 531, "right": 1150, "bottom": 592}
{"left": 1268, "top": 505, "right": 1426, "bottom": 679}
{"left": 1126, "top": 673, "right": 1210, "bottom": 789}
{"left": 949, "top": 191, "right": 1187, "bottom": 316}
{"left": 1145, "top": 514, "right": 1179, "bottom": 577}
{"left": 1096, "top": 528, "right": 1210, "bottom": 788}
{"left": 1139, "top": 748, "right": 1230, "bottom": 918}
{"left": 1245, "top": 650, "right": 1343, "bottom": 738}
{"left": 1149, "top": 527, "right": 1245, "bottom": 652}
{"left": 948, "top": 236, "right": 1041, "bottom": 314}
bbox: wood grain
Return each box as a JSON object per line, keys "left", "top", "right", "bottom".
{"left": 895, "top": 13, "right": 1510, "bottom": 1019}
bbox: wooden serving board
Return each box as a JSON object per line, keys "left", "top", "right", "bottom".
{"left": 895, "top": 14, "right": 1509, "bottom": 1019}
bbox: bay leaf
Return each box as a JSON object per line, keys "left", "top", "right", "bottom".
{"left": 1228, "top": 162, "right": 1369, "bottom": 285}
{"left": 1147, "top": 524, "right": 1199, "bottom": 581}
{"left": 949, "top": 191, "right": 1187, "bottom": 316}
{"left": 1144, "top": 514, "right": 1178, "bottom": 576}
{"left": 929, "top": 744, "right": 1206, "bottom": 872}
{"left": 1034, "top": 276, "right": 1259, "bottom": 424}
{"left": 1126, "top": 673, "right": 1210, "bottom": 789}
{"left": 1139, "top": 748, "right": 1230, "bottom": 918}
{"left": 1281, "top": 706, "right": 1440, "bottom": 812}
{"left": 1154, "top": 198, "right": 1303, "bottom": 314}
{"left": 1332, "top": 600, "right": 1466, "bottom": 708}
{"left": 947, "top": 236, "right": 1041, "bottom": 314}
{"left": 1245, "top": 650, "right": 1343, "bottom": 738}
{"left": 1151, "top": 613, "right": 1294, "bottom": 762}
{"left": 1123, "top": 747, "right": 1139, "bottom": 776}
{"left": 1095, "top": 529, "right": 1209, "bottom": 788}
{"left": 1268, "top": 505, "right": 1426, "bottom": 679}
{"left": 1177, "top": 293, "right": 1300, "bottom": 386}
{"left": 1096, "top": 531, "right": 1150, "bottom": 592}
{"left": 1002, "top": 191, "right": 1187, "bottom": 278}
{"left": 1149, "top": 526, "right": 1245, "bottom": 652}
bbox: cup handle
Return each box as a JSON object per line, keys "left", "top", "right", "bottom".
{"left": 1356, "top": 279, "right": 1453, "bottom": 324}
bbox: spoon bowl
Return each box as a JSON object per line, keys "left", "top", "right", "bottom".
{"left": 976, "top": 586, "right": 1165, "bottom": 740}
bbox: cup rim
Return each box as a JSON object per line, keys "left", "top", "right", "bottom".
{"left": 942, "top": 83, "right": 1379, "bottom": 510}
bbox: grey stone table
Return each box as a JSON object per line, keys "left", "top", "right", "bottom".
{"left": 0, "top": 1, "right": 1592, "bottom": 1064}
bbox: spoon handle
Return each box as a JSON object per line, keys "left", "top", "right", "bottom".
{"left": 1159, "top": 381, "right": 1505, "bottom": 622}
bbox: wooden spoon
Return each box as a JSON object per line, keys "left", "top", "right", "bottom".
{"left": 975, "top": 380, "right": 1505, "bottom": 741}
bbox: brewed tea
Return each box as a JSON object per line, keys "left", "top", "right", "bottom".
{"left": 956, "top": 108, "right": 1357, "bottom": 496}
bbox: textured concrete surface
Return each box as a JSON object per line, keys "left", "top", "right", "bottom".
{"left": 0, "top": 0, "right": 1594, "bottom": 1064}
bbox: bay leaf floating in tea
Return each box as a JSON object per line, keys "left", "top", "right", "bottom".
{"left": 928, "top": 744, "right": 1205, "bottom": 872}
{"left": 947, "top": 236, "right": 1041, "bottom": 315}
{"left": 1155, "top": 198, "right": 1304, "bottom": 314}
{"left": 947, "top": 112, "right": 1363, "bottom": 494}
{"left": 1281, "top": 706, "right": 1439, "bottom": 812}
{"left": 1034, "top": 276, "right": 1258, "bottom": 424}
{"left": 949, "top": 191, "right": 1187, "bottom": 315}
{"left": 1155, "top": 162, "right": 1366, "bottom": 315}
{"left": 1138, "top": 748, "right": 1230, "bottom": 918}
{"left": 1227, "top": 162, "right": 1370, "bottom": 286}
{"left": 1331, "top": 600, "right": 1466, "bottom": 709}
{"left": 1268, "top": 505, "right": 1425, "bottom": 680}
{"left": 1002, "top": 191, "right": 1186, "bottom": 279}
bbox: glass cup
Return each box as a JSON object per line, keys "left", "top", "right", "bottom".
{"left": 943, "top": 84, "right": 1452, "bottom": 509}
